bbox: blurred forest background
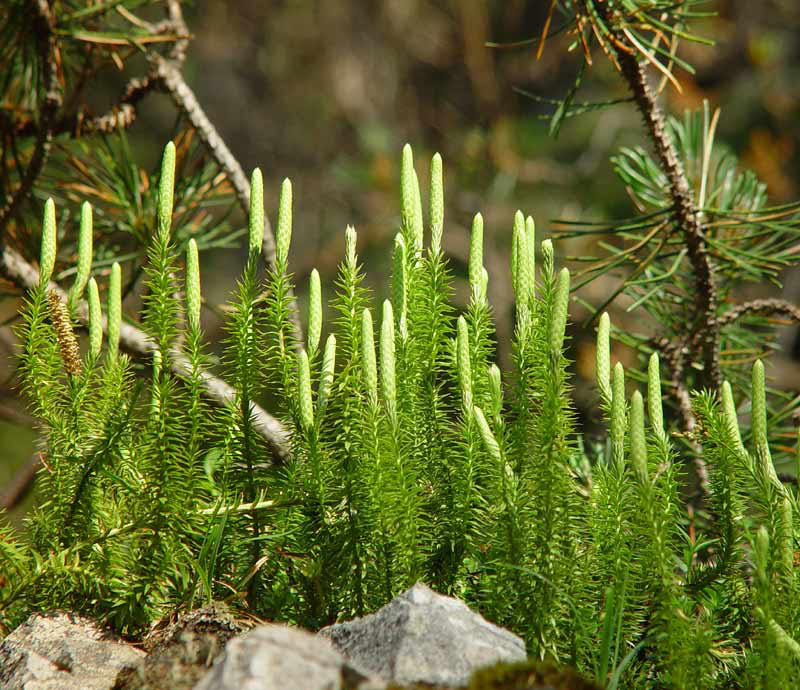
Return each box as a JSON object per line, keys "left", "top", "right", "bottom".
{"left": 2, "top": 0, "right": 800, "bottom": 519}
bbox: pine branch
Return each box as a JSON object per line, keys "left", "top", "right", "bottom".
{"left": 0, "top": 0, "right": 62, "bottom": 234}
{"left": 593, "top": 4, "right": 721, "bottom": 392}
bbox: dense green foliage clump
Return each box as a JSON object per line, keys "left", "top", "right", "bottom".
{"left": 2, "top": 143, "right": 800, "bottom": 690}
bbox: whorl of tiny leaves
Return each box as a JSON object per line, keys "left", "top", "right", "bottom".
{"left": 457, "top": 315, "right": 472, "bottom": 408}
{"left": 316, "top": 334, "right": 336, "bottom": 421}
{"left": 157, "top": 142, "right": 176, "bottom": 241}
{"left": 473, "top": 405, "right": 501, "bottom": 464}
{"left": 248, "top": 168, "right": 265, "bottom": 256}
{"left": 469, "top": 213, "right": 484, "bottom": 302}
{"left": 525, "top": 215, "right": 536, "bottom": 301}
{"left": 630, "top": 390, "right": 648, "bottom": 482}
{"left": 68, "top": 202, "right": 93, "bottom": 305}
{"left": 48, "top": 291, "right": 81, "bottom": 377}
{"left": 307, "top": 269, "right": 322, "bottom": 357}
{"left": 647, "top": 352, "right": 664, "bottom": 439}
{"left": 429, "top": 153, "right": 444, "bottom": 255}
{"left": 380, "top": 300, "right": 397, "bottom": 425}
{"left": 40, "top": 198, "right": 56, "bottom": 286}
{"left": 393, "top": 234, "right": 408, "bottom": 336}
{"left": 549, "top": 267, "right": 570, "bottom": 355}
{"left": 107, "top": 262, "right": 121, "bottom": 360}
{"left": 297, "top": 349, "right": 313, "bottom": 431}
{"left": 596, "top": 313, "right": 611, "bottom": 405}
{"left": 721, "top": 381, "right": 745, "bottom": 455}
{"left": 361, "top": 308, "right": 378, "bottom": 402}
{"left": 87, "top": 278, "right": 102, "bottom": 358}
{"left": 276, "top": 178, "right": 293, "bottom": 268}
{"left": 611, "top": 362, "right": 626, "bottom": 466}
{"left": 185, "top": 239, "right": 201, "bottom": 333}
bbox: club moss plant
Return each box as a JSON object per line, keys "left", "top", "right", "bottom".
{"left": 2, "top": 143, "right": 800, "bottom": 689}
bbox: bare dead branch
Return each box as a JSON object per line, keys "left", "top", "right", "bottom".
{"left": 718, "top": 298, "right": 800, "bottom": 328}
{"left": 0, "top": 242, "right": 290, "bottom": 459}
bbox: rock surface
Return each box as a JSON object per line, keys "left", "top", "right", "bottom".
{"left": 115, "top": 603, "right": 251, "bottom": 690}
{"left": 192, "top": 623, "right": 380, "bottom": 690}
{"left": 319, "top": 582, "right": 527, "bottom": 687}
{"left": 0, "top": 611, "right": 145, "bottom": 690}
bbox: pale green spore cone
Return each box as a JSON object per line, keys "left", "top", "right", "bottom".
{"left": 456, "top": 315, "right": 472, "bottom": 408}
{"left": 754, "top": 525, "right": 770, "bottom": 582}
{"left": 157, "top": 142, "right": 176, "bottom": 240}
{"left": 721, "top": 381, "right": 745, "bottom": 455}
{"left": 541, "top": 238, "right": 554, "bottom": 277}
{"left": 361, "top": 308, "right": 378, "bottom": 403}
{"left": 487, "top": 364, "right": 502, "bottom": 418}
{"left": 751, "top": 360, "right": 767, "bottom": 449}
{"left": 307, "top": 269, "right": 322, "bottom": 357}
{"left": 473, "top": 405, "right": 502, "bottom": 464}
{"left": 316, "top": 334, "right": 336, "bottom": 421}
{"left": 751, "top": 359, "right": 776, "bottom": 482}
{"left": 69, "top": 202, "right": 93, "bottom": 305}
{"left": 400, "top": 144, "right": 423, "bottom": 252}
{"left": 780, "top": 497, "right": 794, "bottom": 575}
{"left": 549, "top": 267, "right": 570, "bottom": 356}
{"left": 185, "top": 239, "right": 201, "bottom": 333}
{"left": 380, "top": 300, "right": 397, "bottom": 425}
{"left": 525, "top": 215, "right": 536, "bottom": 301}
{"left": 276, "top": 178, "right": 293, "bottom": 269}
{"left": 248, "top": 168, "right": 265, "bottom": 257}
{"left": 297, "top": 349, "right": 313, "bottom": 432}
{"left": 107, "top": 262, "right": 121, "bottom": 360}
{"left": 610, "top": 362, "right": 626, "bottom": 467}
{"left": 468, "top": 213, "right": 484, "bottom": 302}
{"left": 429, "top": 153, "right": 444, "bottom": 255}
{"left": 40, "top": 198, "right": 57, "bottom": 286}
{"left": 151, "top": 350, "right": 162, "bottom": 416}
{"left": 596, "top": 313, "right": 611, "bottom": 405}
{"left": 511, "top": 212, "right": 529, "bottom": 309}
{"left": 87, "top": 277, "right": 102, "bottom": 358}
{"left": 392, "top": 234, "right": 408, "bottom": 338}
{"left": 647, "top": 352, "right": 664, "bottom": 439}
{"left": 630, "top": 390, "right": 648, "bottom": 482}
{"left": 412, "top": 169, "right": 424, "bottom": 253}
{"left": 345, "top": 225, "right": 357, "bottom": 267}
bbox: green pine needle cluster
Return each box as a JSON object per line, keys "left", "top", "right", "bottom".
{"left": 3, "top": 143, "right": 800, "bottom": 689}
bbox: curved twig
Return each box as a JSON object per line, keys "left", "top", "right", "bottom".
{"left": 0, "top": 242, "right": 290, "bottom": 459}
{"left": 718, "top": 298, "right": 800, "bottom": 328}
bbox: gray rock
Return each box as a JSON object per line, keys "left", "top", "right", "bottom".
{"left": 115, "top": 602, "right": 251, "bottom": 690}
{"left": 192, "top": 624, "right": 381, "bottom": 690}
{"left": 0, "top": 611, "right": 145, "bottom": 690}
{"left": 319, "top": 582, "right": 527, "bottom": 687}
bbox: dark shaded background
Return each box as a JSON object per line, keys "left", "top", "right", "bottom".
{"left": 3, "top": 0, "right": 800, "bottom": 517}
